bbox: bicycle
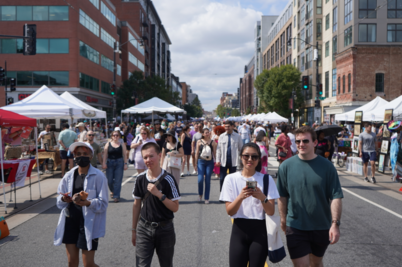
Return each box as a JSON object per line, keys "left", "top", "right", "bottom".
{"left": 332, "top": 145, "right": 345, "bottom": 168}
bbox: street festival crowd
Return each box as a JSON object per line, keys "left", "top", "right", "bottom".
{"left": 51, "top": 118, "right": 354, "bottom": 267}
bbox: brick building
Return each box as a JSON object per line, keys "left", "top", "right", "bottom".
{"left": 240, "top": 57, "right": 255, "bottom": 114}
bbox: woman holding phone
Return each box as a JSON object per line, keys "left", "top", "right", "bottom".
{"left": 219, "top": 143, "right": 280, "bottom": 267}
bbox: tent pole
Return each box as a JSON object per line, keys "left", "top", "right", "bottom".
{"left": 152, "top": 111, "right": 154, "bottom": 126}
{"left": 34, "top": 127, "right": 42, "bottom": 198}
{"left": 1, "top": 129, "right": 7, "bottom": 214}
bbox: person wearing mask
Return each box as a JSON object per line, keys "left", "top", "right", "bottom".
{"left": 359, "top": 122, "right": 378, "bottom": 183}
{"left": 181, "top": 126, "right": 192, "bottom": 177}
{"left": 275, "top": 124, "right": 292, "bottom": 166}
{"left": 102, "top": 130, "right": 128, "bottom": 203}
{"left": 86, "top": 131, "right": 102, "bottom": 168}
{"left": 239, "top": 124, "right": 251, "bottom": 145}
{"left": 161, "top": 130, "right": 184, "bottom": 186}
{"left": 216, "top": 121, "right": 243, "bottom": 191}
{"left": 38, "top": 124, "right": 54, "bottom": 174}
{"left": 315, "top": 131, "right": 331, "bottom": 159}
{"left": 276, "top": 126, "right": 343, "bottom": 266}
{"left": 195, "top": 128, "right": 217, "bottom": 204}
{"left": 130, "top": 127, "right": 157, "bottom": 175}
{"left": 76, "top": 122, "right": 88, "bottom": 142}
{"left": 191, "top": 124, "right": 203, "bottom": 175}
{"left": 54, "top": 142, "right": 108, "bottom": 267}
{"left": 131, "top": 143, "right": 180, "bottom": 267}
{"left": 220, "top": 143, "right": 279, "bottom": 267}
{"left": 58, "top": 123, "right": 78, "bottom": 177}
{"left": 287, "top": 126, "right": 297, "bottom": 155}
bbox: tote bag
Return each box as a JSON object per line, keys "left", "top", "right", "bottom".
{"left": 168, "top": 142, "right": 182, "bottom": 169}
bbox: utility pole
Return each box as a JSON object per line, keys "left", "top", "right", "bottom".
{"left": 112, "top": 41, "right": 118, "bottom": 121}
{"left": 4, "top": 61, "right": 7, "bottom": 106}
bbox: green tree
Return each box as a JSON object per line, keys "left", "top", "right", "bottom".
{"left": 245, "top": 106, "right": 252, "bottom": 115}
{"left": 232, "top": 109, "right": 241, "bottom": 116}
{"left": 216, "top": 104, "right": 225, "bottom": 118}
{"left": 255, "top": 65, "right": 303, "bottom": 118}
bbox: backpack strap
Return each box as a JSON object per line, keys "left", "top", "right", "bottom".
{"left": 263, "top": 174, "right": 269, "bottom": 197}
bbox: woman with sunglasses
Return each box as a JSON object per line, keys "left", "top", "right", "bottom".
{"left": 220, "top": 143, "right": 279, "bottom": 267}
{"left": 130, "top": 127, "right": 156, "bottom": 175}
{"left": 275, "top": 124, "right": 292, "bottom": 165}
{"left": 102, "top": 130, "right": 128, "bottom": 203}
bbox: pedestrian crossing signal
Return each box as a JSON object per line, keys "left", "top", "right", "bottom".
{"left": 302, "top": 76, "right": 309, "bottom": 90}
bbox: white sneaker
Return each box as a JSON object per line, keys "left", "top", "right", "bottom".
{"left": 38, "top": 171, "right": 43, "bottom": 175}
{"left": 192, "top": 170, "right": 197, "bottom": 175}
{"left": 205, "top": 200, "right": 209, "bottom": 204}
{"left": 187, "top": 171, "right": 190, "bottom": 176}
{"left": 45, "top": 170, "right": 52, "bottom": 174}
{"left": 181, "top": 172, "right": 185, "bottom": 177}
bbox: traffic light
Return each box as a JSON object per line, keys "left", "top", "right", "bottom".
{"left": 10, "top": 78, "right": 16, "bottom": 91}
{"left": 0, "top": 67, "right": 4, "bottom": 85}
{"left": 317, "top": 83, "right": 323, "bottom": 96}
{"left": 23, "top": 24, "right": 37, "bottom": 55}
{"left": 110, "top": 84, "right": 116, "bottom": 96}
{"left": 315, "top": 100, "right": 320, "bottom": 108}
{"left": 302, "top": 76, "right": 309, "bottom": 90}
{"left": 7, "top": 98, "right": 14, "bottom": 105}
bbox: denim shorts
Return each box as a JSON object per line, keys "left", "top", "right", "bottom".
{"left": 362, "top": 151, "right": 376, "bottom": 163}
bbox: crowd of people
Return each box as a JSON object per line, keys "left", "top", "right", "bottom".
{"left": 52, "top": 118, "right": 344, "bottom": 267}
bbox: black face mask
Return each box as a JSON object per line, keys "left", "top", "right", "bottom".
{"left": 75, "top": 157, "right": 91, "bottom": 167}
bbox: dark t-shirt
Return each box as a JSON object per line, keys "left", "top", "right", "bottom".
{"left": 276, "top": 155, "right": 343, "bottom": 231}
{"left": 163, "top": 141, "right": 182, "bottom": 155}
{"left": 133, "top": 170, "right": 181, "bottom": 222}
{"left": 316, "top": 138, "right": 329, "bottom": 157}
{"left": 174, "top": 126, "right": 183, "bottom": 135}
{"left": 70, "top": 169, "right": 86, "bottom": 216}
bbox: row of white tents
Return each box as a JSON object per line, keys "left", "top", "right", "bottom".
{"left": 335, "top": 96, "right": 402, "bottom": 122}
{"left": 225, "top": 112, "right": 289, "bottom": 123}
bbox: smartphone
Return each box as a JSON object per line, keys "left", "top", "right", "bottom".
{"left": 246, "top": 181, "right": 257, "bottom": 189}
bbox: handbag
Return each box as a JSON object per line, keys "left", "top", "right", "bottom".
{"left": 129, "top": 136, "right": 140, "bottom": 165}
{"left": 278, "top": 151, "right": 287, "bottom": 158}
{"left": 168, "top": 142, "right": 182, "bottom": 169}
{"left": 263, "top": 174, "right": 286, "bottom": 263}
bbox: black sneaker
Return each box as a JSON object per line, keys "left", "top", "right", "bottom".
{"left": 364, "top": 177, "right": 369, "bottom": 182}
{"left": 371, "top": 177, "right": 376, "bottom": 184}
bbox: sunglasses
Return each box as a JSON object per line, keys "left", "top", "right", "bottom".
{"left": 88, "top": 134, "right": 94, "bottom": 136}
{"left": 295, "top": 139, "right": 310, "bottom": 144}
{"left": 241, "top": 154, "right": 259, "bottom": 161}
{"left": 141, "top": 133, "right": 147, "bottom": 135}
{"left": 112, "top": 134, "right": 119, "bottom": 137}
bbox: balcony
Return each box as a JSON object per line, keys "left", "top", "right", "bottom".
{"left": 142, "top": 31, "right": 149, "bottom": 41}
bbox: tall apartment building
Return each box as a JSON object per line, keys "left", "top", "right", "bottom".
{"left": 240, "top": 57, "right": 255, "bottom": 114}
{"left": 170, "top": 73, "right": 182, "bottom": 107}
{"left": 180, "top": 82, "right": 190, "bottom": 106}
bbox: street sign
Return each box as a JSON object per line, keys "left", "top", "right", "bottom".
{"left": 319, "top": 97, "right": 326, "bottom": 100}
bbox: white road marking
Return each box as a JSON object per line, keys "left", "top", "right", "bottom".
{"left": 342, "top": 187, "right": 402, "bottom": 220}
{"left": 122, "top": 172, "right": 138, "bottom": 186}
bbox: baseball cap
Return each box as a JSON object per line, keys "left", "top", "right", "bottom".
{"left": 69, "top": 142, "right": 94, "bottom": 155}
{"left": 76, "top": 122, "right": 85, "bottom": 127}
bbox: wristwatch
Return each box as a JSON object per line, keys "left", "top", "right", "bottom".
{"left": 332, "top": 220, "right": 341, "bottom": 227}
{"left": 160, "top": 194, "right": 167, "bottom": 202}
{"left": 261, "top": 198, "right": 269, "bottom": 204}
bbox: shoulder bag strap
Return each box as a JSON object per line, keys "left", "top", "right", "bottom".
{"left": 263, "top": 174, "right": 269, "bottom": 198}
{"left": 142, "top": 173, "right": 166, "bottom": 202}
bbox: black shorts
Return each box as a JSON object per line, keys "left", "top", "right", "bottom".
{"left": 60, "top": 150, "right": 74, "bottom": 160}
{"left": 285, "top": 226, "right": 330, "bottom": 259}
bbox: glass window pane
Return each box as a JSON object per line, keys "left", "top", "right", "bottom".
{"left": 398, "top": 0, "right": 402, "bottom": 8}
{"left": 388, "top": 24, "right": 396, "bottom": 30}
{"left": 388, "top": 11, "right": 396, "bottom": 18}
{"left": 6, "top": 71, "right": 16, "bottom": 86}
{"left": 49, "top": 6, "right": 69, "bottom": 21}
{"left": 368, "top": 25, "right": 376, "bottom": 42}
{"left": 397, "top": 31, "right": 402, "bottom": 42}
{"left": 2, "top": 39, "right": 16, "bottom": 54}
{"left": 368, "top": 0, "right": 377, "bottom": 8}
{"left": 1, "top": 6, "right": 16, "bottom": 21}
{"left": 17, "top": 6, "right": 32, "bottom": 21}
{"left": 388, "top": 31, "right": 394, "bottom": 42}
{"left": 359, "top": 10, "right": 366, "bottom": 18}
{"left": 359, "top": 25, "right": 367, "bottom": 42}
{"left": 37, "top": 39, "right": 49, "bottom": 53}
{"left": 388, "top": 0, "right": 396, "bottom": 8}
{"left": 368, "top": 11, "right": 376, "bottom": 18}
{"left": 49, "top": 71, "right": 69, "bottom": 85}
{"left": 360, "top": 0, "right": 367, "bottom": 9}
{"left": 49, "top": 39, "right": 69, "bottom": 53}
{"left": 17, "top": 71, "right": 33, "bottom": 85}
{"left": 397, "top": 24, "right": 402, "bottom": 29}
{"left": 33, "top": 71, "right": 49, "bottom": 85}
{"left": 16, "top": 38, "right": 24, "bottom": 53}
{"left": 33, "top": 6, "right": 48, "bottom": 21}
{"left": 397, "top": 10, "right": 402, "bottom": 18}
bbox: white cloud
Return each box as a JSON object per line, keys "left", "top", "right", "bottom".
{"left": 153, "top": 0, "right": 262, "bottom": 111}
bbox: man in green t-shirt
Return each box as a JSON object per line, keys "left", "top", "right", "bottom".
{"left": 86, "top": 130, "right": 102, "bottom": 168}
{"left": 276, "top": 126, "right": 343, "bottom": 266}
{"left": 58, "top": 123, "right": 78, "bottom": 176}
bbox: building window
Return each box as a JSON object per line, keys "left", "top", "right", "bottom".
{"left": 325, "top": 41, "right": 330, "bottom": 57}
{"left": 332, "top": 36, "right": 337, "bottom": 60}
{"left": 344, "top": 26, "right": 353, "bottom": 46}
{"left": 306, "top": 46, "right": 313, "bottom": 69}
{"left": 306, "top": 22, "right": 313, "bottom": 44}
{"left": 12, "top": 71, "right": 68, "bottom": 86}
{"left": 338, "top": 76, "right": 341, "bottom": 94}
{"left": 348, "top": 73, "right": 351, "bottom": 92}
{"left": 0, "top": 6, "right": 69, "bottom": 21}
{"left": 34, "top": 39, "right": 69, "bottom": 54}
{"left": 129, "top": 52, "right": 138, "bottom": 66}
{"left": 138, "top": 61, "right": 145, "bottom": 71}
{"left": 358, "top": 24, "right": 376, "bottom": 42}
{"left": 17, "top": 6, "right": 33, "bottom": 21}
{"left": 280, "top": 33, "right": 284, "bottom": 57}
{"left": 79, "top": 41, "right": 99, "bottom": 64}
{"left": 359, "top": 0, "right": 377, "bottom": 18}
{"left": 388, "top": 0, "right": 402, "bottom": 18}
{"left": 325, "top": 71, "right": 329, "bottom": 97}
{"left": 101, "top": 81, "right": 110, "bottom": 94}
{"left": 49, "top": 6, "right": 69, "bottom": 21}
{"left": 333, "top": 7, "right": 338, "bottom": 32}
{"left": 101, "top": 1, "right": 116, "bottom": 26}
{"left": 1, "top": 38, "right": 23, "bottom": 54}
{"left": 80, "top": 73, "right": 99, "bottom": 91}
{"left": 345, "top": 0, "right": 353, "bottom": 24}
{"left": 275, "top": 39, "right": 279, "bottom": 61}
{"left": 89, "top": 0, "right": 100, "bottom": 9}
{"left": 342, "top": 75, "right": 345, "bottom": 93}
{"left": 301, "top": 52, "right": 305, "bottom": 72}
{"left": 101, "top": 55, "right": 114, "bottom": 72}
{"left": 325, "top": 14, "right": 330, "bottom": 30}
{"left": 79, "top": 9, "right": 99, "bottom": 36}
{"left": 317, "top": 18, "right": 322, "bottom": 40}
{"left": 300, "top": 28, "right": 305, "bottom": 49}
{"left": 129, "top": 32, "right": 144, "bottom": 55}
{"left": 301, "top": 5, "right": 305, "bottom": 26}
{"left": 294, "top": 58, "right": 296, "bottom": 67}
{"left": 101, "top": 28, "right": 116, "bottom": 48}
{"left": 387, "top": 24, "right": 402, "bottom": 42}
{"left": 317, "top": 0, "right": 322, "bottom": 14}
{"left": 375, "top": 73, "right": 384, "bottom": 92}
{"left": 294, "top": 15, "right": 296, "bottom": 28}
{"left": 332, "top": 69, "right": 337, "bottom": 96}
{"left": 306, "top": 0, "right": 313, "bottom": 19}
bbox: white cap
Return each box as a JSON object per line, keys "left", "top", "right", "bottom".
{"left": 69, "top": 142, "right": 94, "bottom": 155}
{"left": 114, "top": 127, "right": 120, "bottom": 131}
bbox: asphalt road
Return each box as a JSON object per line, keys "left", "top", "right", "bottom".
{"left": 1, "top": 148, "right": 402, "bottom": 266}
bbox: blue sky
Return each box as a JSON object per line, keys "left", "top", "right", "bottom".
{"left": 153, "top": 0, "right": 291, "bottom": 112}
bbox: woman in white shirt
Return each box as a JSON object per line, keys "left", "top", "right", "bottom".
{"left": 220, "top": 142, "right": 279, "bottom": 267}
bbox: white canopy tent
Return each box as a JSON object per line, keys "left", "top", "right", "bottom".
{"left": 363, "top": 95, "right": 402, "bottom": 121}
{"left": 334, "top": 96, "right": 389, "bottom": 122}
{"left": 60, "top": 91, "right": 107, "bottom": 119}
{"left": 264, "top": 112, "right": 289, "bottom": 123}
{"left": 1, "top": 85, "right": 87, "bottom": 119}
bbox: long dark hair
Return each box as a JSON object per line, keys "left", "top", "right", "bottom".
{"left": 255, "top": 130, "right": 265, "bottom": 142}
{"left": 239, "top": 143, "right": 262, "bottom": 172}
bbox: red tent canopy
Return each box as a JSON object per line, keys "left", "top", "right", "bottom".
{"left": 0, "top": 109, "right": 37, "bottom": 127}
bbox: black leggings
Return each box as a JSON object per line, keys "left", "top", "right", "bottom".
{"left": 229, "top": 218, "right": 268, "bottom": 267}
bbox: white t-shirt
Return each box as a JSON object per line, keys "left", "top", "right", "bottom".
{"left": 239, "top": 127, "right": 249, "bottom": 140}
{"left": 39, "top": 130, "right": 50, "bottom": 149}
{"left": 288, "top": 132, "right": 297, "bottom": 154}
{"left": 219, "top": 171, "right": 280, "bottom": 220}
{"left": 254, "top": 127, "right": 266, "bottom": 136}
{"left": 78, "top": 130, "right": 88, "bottom": 142}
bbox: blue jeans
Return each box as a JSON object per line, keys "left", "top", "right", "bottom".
{"left": 197, "top": 159, "right": 214, "bottom": 200}
{"left": 106, "top": 158, "right": 124, "bottom": 199}
{"left": 220, "top": 161, "right": 237, "bottom": 191}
